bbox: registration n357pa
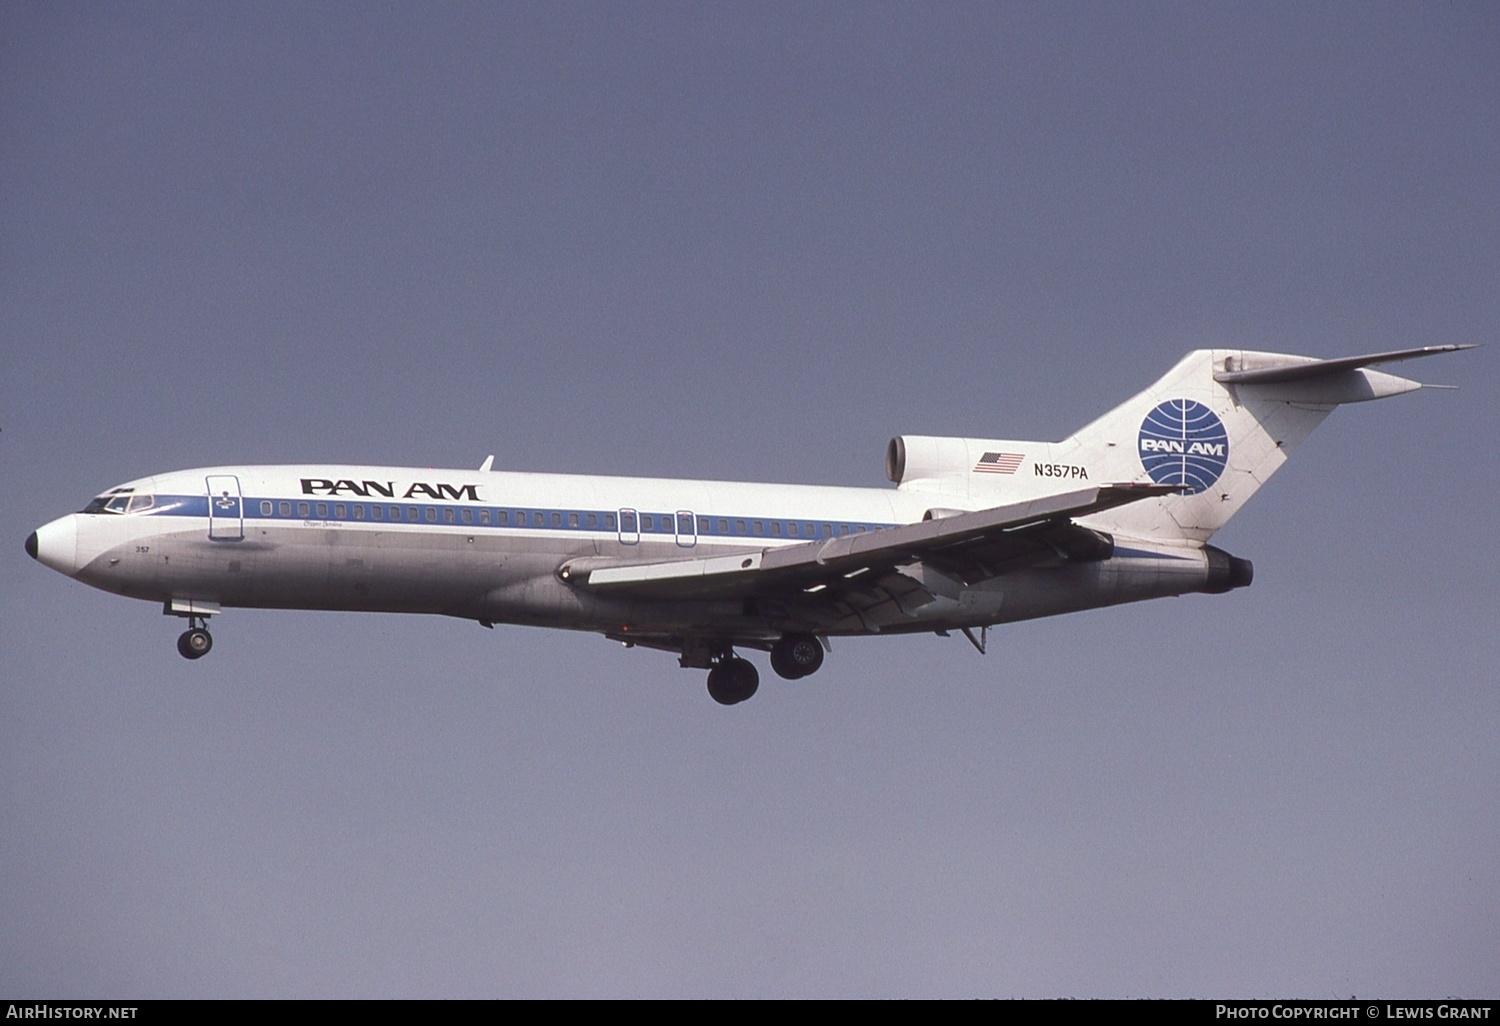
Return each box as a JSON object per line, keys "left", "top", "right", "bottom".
{"left": 28, "top": 346, "right": 1469, "bottom": 704}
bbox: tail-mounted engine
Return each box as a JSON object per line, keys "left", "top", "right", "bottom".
{"left": 885, "top": 435, "right": 976, "bottom": 490}
{"left": 1202, "top": 545, "right": 1254, "bottom": 593}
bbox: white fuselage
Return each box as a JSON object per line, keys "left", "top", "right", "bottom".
{"left": 29, "top": 463, "right": 1214, "bottom": 642}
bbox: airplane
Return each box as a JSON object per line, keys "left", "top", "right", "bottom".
{"left": 26, "top": 345, "right": 1472, "bottom": 705}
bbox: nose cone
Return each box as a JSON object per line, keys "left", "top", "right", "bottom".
{"left": 29, "top": 515, "right": 79, "bottom": 576}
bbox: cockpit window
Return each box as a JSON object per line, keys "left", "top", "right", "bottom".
{"left": 81, "top": 493, "right": 155, "bottom": 515}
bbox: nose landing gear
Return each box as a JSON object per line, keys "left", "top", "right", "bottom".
{"left": 176, "top": 617, "right": 213, "bottom": 660}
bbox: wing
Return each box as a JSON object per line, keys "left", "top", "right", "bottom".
{"left": 563, "top": 483, "right": 1175, "bottom": 634}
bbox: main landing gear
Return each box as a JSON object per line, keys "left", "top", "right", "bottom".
{"left": 702, "top": 633, "right": 827, "bottom": 705}
{"left": 770, "top": 633, "right": 824, "bottom": 680}
{"left": 706, "top": 657, "right": 759, "bottom": 706}
{"left": 176, "top": 617, "right": 213, "bottom": 660}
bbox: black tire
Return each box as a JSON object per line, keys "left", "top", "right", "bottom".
{"left": 706, "top": 657, "right": 759, "bottom": 705}
{"left": 770, "top": 633, "right": 824, "bottom": 679}
{"left": 177, "top": 628, "right": 212, "bottom": 660}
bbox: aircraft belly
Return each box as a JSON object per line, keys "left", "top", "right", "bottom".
{"left": 820, "top": 549, "right": 1211, "bottom": 635}
{"left": 976, "top": 550, "right": 1207, "bottom": 625}
{"left": 479, "top": 558, "right": 749, "bottom": 634}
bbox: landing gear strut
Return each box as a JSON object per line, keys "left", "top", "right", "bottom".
{"left": 770, "top": 633, "right": 824, "bottom": 679}
{"left": 176, "top": 617, "right": 213, "bottom": 660}
{"left": 706, "top": 656, "right": 759, "bottom": 705}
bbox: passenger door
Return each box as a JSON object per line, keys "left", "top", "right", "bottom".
{"left": 206, "top": 475, "right": 244, "bottom": 541}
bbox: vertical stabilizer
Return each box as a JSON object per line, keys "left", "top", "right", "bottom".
{"left": 1066, "top": 346, "right": 1469, "bottom": 542}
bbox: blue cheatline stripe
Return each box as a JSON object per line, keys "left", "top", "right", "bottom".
{"left": 114, "top": 494, "right": 897, "bottom": 542}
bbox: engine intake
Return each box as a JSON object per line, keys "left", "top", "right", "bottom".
{"left": 885, "top": 435, "right": 975, "bottom": 488}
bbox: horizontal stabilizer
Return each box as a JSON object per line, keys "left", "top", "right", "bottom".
{"left": 1213, "top": 344, "right": 1475, "bottom": 385}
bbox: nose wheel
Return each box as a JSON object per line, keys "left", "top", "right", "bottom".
{"left": 176, "top": 619, "right": 213, "bottom": 660}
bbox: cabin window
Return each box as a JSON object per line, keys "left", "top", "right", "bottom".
{"left": 568, "top": 512, "right": 579, "bottom": 527}
{"left": 316, "top": 503, "right": 328, "bottom": 518}
{"left": 353, "top": 505, "right": 365, "bottom": 520}
{"left": 772, "top": 522, "right": 781, "bottom": 536}
{"left": 856, "top": 525, "right": 866, "bottom": 533}
{"left": 822, "top": 524, "right": 832, "bottom": 537}
{"left": 334, "top": 504, "right": 346, "bottom": 518}
{"left": 479, "top": 509, "right": 490, "bottom": 525}
{"left": 260, "top": 501, "right": 273, "bottom": 516}
{"left": 735, "top": 520, "right": 746, "bottom": 534}
{"left": 753, "top": 521, "right": 764, "bottom": 535}
{"left": 587, "top": 513, "right": 598, "bottom": 528}
{"left": 551, "top": 512, "right": 562, "bottom": 527}
{"left": 787, "top": 522, "right": 798, "bottom": 536}
{"left": 424, "top": 508, "right": 436, "bottom": 522}
{"left": 279, "top": 501, "right": 291, "bottom": 516}
{"left": 605, "top": 513, "right": 617, "bottom": 529}
{"left": 443, "top": 509, "right": 455, "bottom": 524}
{"left": 498, "top": 510, "right": 510, "bottom": 525}
{"left": 372, "top": 505, "right": 383, "bottom": 520}
{"left": 718, "top": 519, "right": 728, "bottom": 533}
{"left": 298, "top": 502, "right": 310, "bottom": 517}
{"left": 408, "top": 507, "right": 419, "bottom": 521}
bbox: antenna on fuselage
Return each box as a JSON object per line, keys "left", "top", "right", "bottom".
{"left": 479, "top": 455, "right": 494, "bottom": 472}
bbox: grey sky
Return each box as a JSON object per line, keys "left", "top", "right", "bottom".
{"left": 3, "top": 2, "right": 1497, "bottom": 997}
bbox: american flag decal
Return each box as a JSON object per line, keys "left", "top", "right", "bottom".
{"left": 974, "top": 452, "right": 1025, "bottom": 474}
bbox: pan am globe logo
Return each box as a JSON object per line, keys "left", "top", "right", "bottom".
{"left": 1138, "top": 399, "right": 1230, "bottom": 495}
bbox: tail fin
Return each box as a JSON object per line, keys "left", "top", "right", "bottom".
{"left": 1070, "top": 345, "right": 1472, "bottom": 542}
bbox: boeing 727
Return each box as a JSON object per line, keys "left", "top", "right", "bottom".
{"left": 27, "top": 345, "right": 1471, "bottom": 704}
